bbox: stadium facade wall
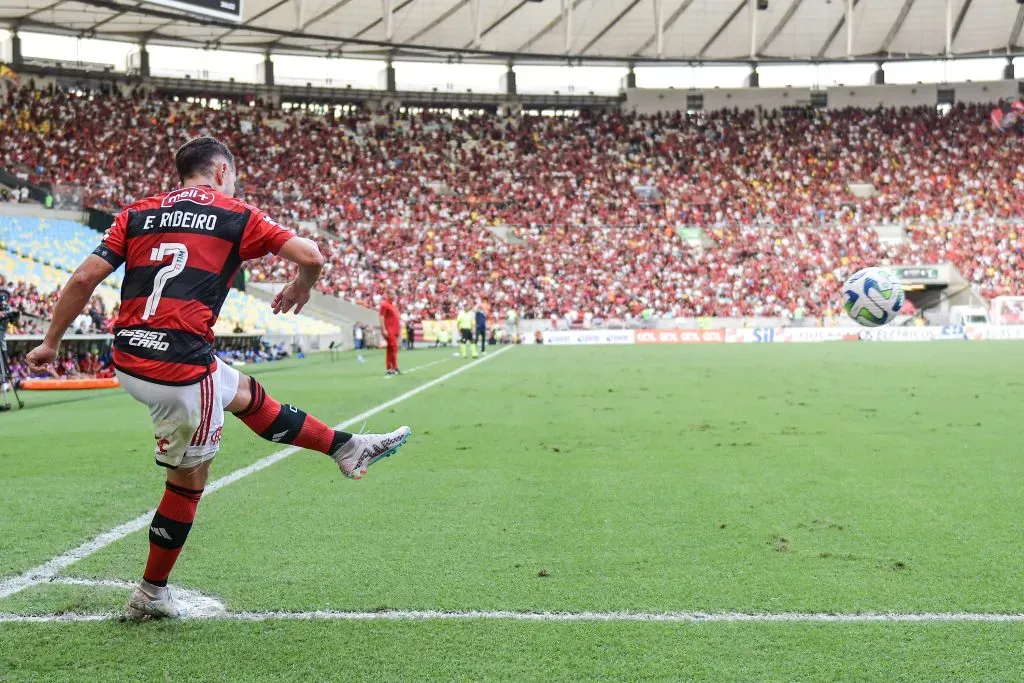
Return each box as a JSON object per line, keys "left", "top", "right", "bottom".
{"left": 623, "top": 80, "right": 1020, "bottom": 115}
{"left": 14, "top": 62, "right": 1020, "bottom": 116}
{"left": 246, "top": 282, "right": 377, "bottom": 328}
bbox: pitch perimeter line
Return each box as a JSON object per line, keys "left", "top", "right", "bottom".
{"left": 386, "top": 357, "right": 452, "bottom": 377}
{"left": 4, "top": 609, "right": 1024, "bottom": 624}
{"left": 0, "top": 346, "right": 513, "bottom": 600}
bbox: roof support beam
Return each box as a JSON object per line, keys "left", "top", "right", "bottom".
{"left": 563, "top": 0, "right": 573, "bottom": 53}
{"left": 580, "top": 0, "right": 643, "bottom": 55}
{"left": 18, "top": 0, "right": 70, "bottom": 22}
{"left": 350, "top": 0, "right": 415, "bottom": 39}
{"left": 18, "top": 16, "right": 205, "bottom": 47}
{"left": 757, "top": 0, "right": 803, "bottom": 56}
{"left": 846, "top": 0, "right": 853, "bottom": 56}
{"left": 634, "top": 0, "right": 695, "bottom": 56}
{"left": 301, "top": 0, "right": 358, "bottom": 32}
{"left": 514, "top": 0, "right": 585, "bottom": 53}
{"left": 382, "top": 0, "right": 394, "bottom": 41}
{"left": 1009, "top": 5, "right": 1024, "bottom": 50}
{"left": 469, "top": 0, "right": 482, "bottom": 48}
{"left": 213, "top": 0, "right": 292, "bottom": 41}
{"left": 944, "top": 0, "right": 951, "bottom": 55}
{"left": 816, "top": 0, "right": 860, "bottom": 58}
{"left": 748, "top": 0, "right": 756, "bottom": 58}
{"left": 653, "top": 0, "right": 664, "bottom": 57}
{"left": 950, "top": 0, "right": 973, "bottom": 46}
{"left": 696, "top": 0, "right": 746, "bottom": 59}
{"left": 295, "top": 0, "right": 304, "bottom": 30}
{"left": 83, "top": 1, "right": 143, "bottom": 34}
{"left": 404, "top": 0, "right": 468, "bottom": 44}
{"left": 879, "top": 0, "right": 917, "bottom": 54}
{"left": 466, "top": 0, "right": 531, "bottom": 49}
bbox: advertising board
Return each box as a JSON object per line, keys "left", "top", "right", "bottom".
{"left": 542, "top": 330, "right": 636, "bottom": 345}
{"left": 635, "top": 329, "right": 724, "bottom": 344}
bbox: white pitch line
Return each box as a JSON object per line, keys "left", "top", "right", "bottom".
{"left": 404, "top": 358, "right": 452, "bottom": 374}
{"left": 3, "top": 609, "right": 1024, "bottom": 624}
{"left": 384, "top": 357, "right": 452, "bottom": 379}
{"left": 0, "top": 346, "right": 513, "bottom": 600}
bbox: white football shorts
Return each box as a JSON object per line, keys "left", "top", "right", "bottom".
{"left": 116, "top": 362, "right": 241, "bottom": 469}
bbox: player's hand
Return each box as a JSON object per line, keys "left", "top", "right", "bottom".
{"left": 272, "top": 281, "right": 311, "bottom": 315}
{"left": 26, "top": 343, "right": 58, "bottom": 373}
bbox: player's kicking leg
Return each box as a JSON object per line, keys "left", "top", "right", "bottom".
{"left": 122, "top": 363, "right": 410, "bottom": 620}
{"left": 229, "top": 371, "right": 411, "bottom": 479}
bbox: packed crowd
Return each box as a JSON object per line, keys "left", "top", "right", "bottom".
{"left": 246, "top": 218, "right": 1018, "bottom": 319}
{"left": 215, "top": 341, "right": 291, "bottom": 365}
{"left": 6, "top": 349, "right": 115, "bottom": 384}
{"left": 0, "top": 276, "right": 112, "bottom": 335}
{"left": 3, "top": 83, "right": 1024, "bottom": 318}
{"left": 5, "top": 333, "right": 291, "bottom": 387}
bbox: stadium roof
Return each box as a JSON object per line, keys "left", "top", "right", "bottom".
{"left": 3, "top": 0, "right": 1024, "bottom": 64}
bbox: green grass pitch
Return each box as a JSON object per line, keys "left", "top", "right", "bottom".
{"left": 2, "top": 343, "right": 1024, "bottom": 680}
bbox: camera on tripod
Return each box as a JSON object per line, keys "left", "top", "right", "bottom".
{"left": 0, "top": 288, "right": 19, "bottom": 328}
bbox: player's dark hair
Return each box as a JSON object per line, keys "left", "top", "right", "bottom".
{"left": 175, "top": 137, "right": 235, "bottom": 183}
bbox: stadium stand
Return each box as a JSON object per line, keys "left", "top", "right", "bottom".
{"left": 3, "top": 84, "right": 1024, "bottom": 318}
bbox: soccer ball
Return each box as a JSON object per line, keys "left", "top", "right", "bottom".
{"left": 842, "top": 267, "right": 905, "bottom": 327}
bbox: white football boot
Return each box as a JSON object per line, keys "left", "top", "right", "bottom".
{"left": 331, "top": 426, "right": 411, "bottom": 480}
{"left": 123, "top": 582, "right": 188, "bottom": 620}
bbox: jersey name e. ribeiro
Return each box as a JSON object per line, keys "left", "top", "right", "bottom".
{"left": 92, "top": 185, "right": 293, "bottom": 385}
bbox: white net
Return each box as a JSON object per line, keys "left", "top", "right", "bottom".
{"left": 990, "top": 297, "right": 1024, "bottom": 325}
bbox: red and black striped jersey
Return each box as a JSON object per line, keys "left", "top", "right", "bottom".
{"left": 92, "top": 185, "right": 294, "bottom": 385}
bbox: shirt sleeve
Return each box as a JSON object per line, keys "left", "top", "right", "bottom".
{"left": 239, "top": 207, "right": 296, "bottom": 261}
{"left": 91, "top": 210, "right": 129, "bottom": 269}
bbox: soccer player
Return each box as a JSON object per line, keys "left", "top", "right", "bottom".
{"left": 353, "top": 322, "right": 366, "bottom": 363}
{"left": 474, "top": 304, "right": 487, "bottom": 355}
{"left": 405, "top": 317, "right": 416, "bottom": 351}
{"left": 457, "top": 306, "right": 476, "bottom": 359}
{"left": 379, "top": 292, "right": 401, "bottom": 375}
{"left": 26, "top": 137, "right": 411, "bottom": 620}
{"left": 505, "top": 307, "right": 519, "bottom": 342}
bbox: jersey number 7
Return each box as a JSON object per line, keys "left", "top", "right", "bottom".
{"left": 142, "top": 243, "right": 189, "bottom": 321}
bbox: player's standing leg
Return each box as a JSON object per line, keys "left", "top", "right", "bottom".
{"left": 127, "top": 461, "right": 209, "bottom": 619}
{"left": 125, "top": 364, "right": 411, "bottom": 619}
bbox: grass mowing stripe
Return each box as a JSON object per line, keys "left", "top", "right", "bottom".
{"left": 0, "top": 346, "right": 512, "bottom": 599}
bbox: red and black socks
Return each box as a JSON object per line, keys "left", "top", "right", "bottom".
{"left": 234, "top": 377, "right": 352, "bottom": 455}
{"left": 143, "top": 482, "right": 203, "bottom": 588}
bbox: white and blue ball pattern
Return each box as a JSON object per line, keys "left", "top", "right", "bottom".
{"left": 842, "top": 267, "right": 905, "bottom": 327}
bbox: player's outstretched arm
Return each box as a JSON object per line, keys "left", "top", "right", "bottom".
{"left": 270, "top": 237, "right": 324, "bottom": 315}
{"left": 27, "top": 255, "right": 114, "bottom": 371}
